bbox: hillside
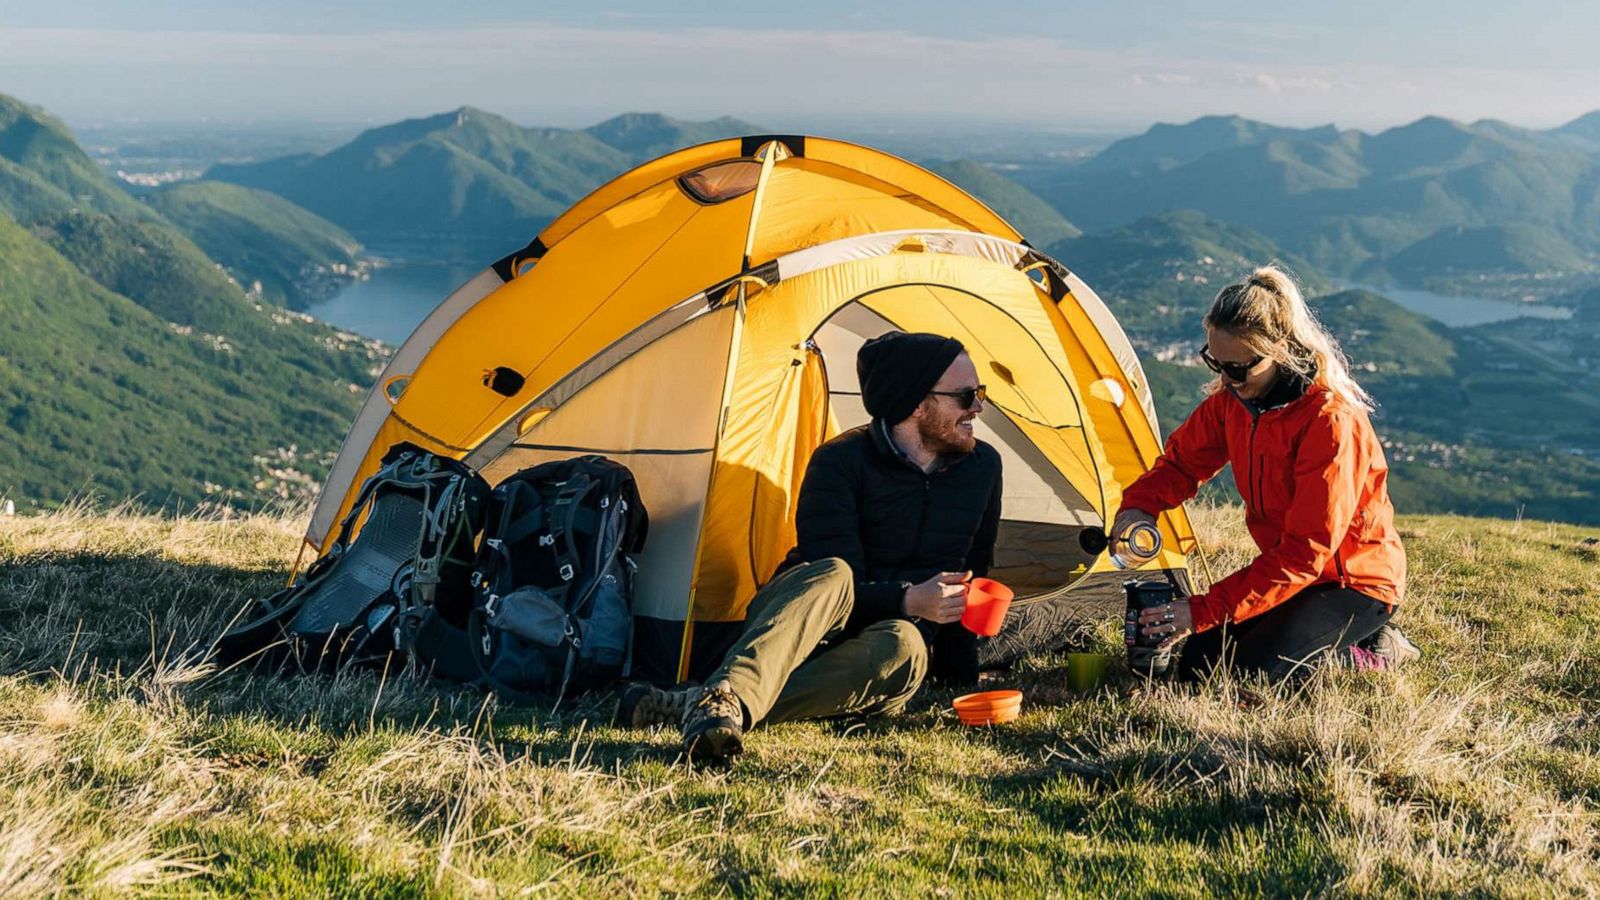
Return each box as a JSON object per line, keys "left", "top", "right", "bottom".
{"left": 928, "top": 159, "right": 1080, "bottom": 247}
{"left": 0, "top": 211, "right": 380, "bottom": 511}
{"left": 584, "top": 112, "right": 762, "bottom": 160}
{"left": 1082, "top": 114, "right": 1341, "bottom": 174}
{"left": 1554, "top": 109, "right": 1600, "bottom": 146}
{"left": 0, "top": 94, "right": 384, "bottom": 513}
{"left": 3, "top": 505, "right": 1595, "bottom": 895}
{"left": 31, "top": 208, "right": 263, "bottom": 330}
{"left": 0, "top": 90, "right": 366, "bottom": 315}
{"left": 206, "top": 107, "right": 635, "bottom": 252}
{"left": 144, "top": 181, "right": 363, "bottom": 309}
{"left": 0, "top": 94, "right": 150, "bottom": 222}
{"left": 1053, "top": 213, "right": 1600, "bottom": 524}
{"left": 1051, "top": 209, "right": 1328, "bottom": 344}
{"left": 1378, "top": 222, "right": 1593, "bottom": 284}
{"left": 1018, "top": 113, "right": 1600, "bottom": 292}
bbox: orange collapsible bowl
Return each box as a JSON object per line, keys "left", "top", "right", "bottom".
{"left": 960, "top": 578, "right": 1014, "bottom": 636}
{"left": 952, "top": 689, "right": 1024, "bottom": 726}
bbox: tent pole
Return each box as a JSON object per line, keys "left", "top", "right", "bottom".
{"left": 740, "top": 140, "right": 781, "bottom": 272}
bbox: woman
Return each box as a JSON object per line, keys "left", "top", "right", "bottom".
{"left": 1114, "top": 266, "right": 1416, "bottom": 680}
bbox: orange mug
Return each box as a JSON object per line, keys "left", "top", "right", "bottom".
{"left": 960, "top": 577, "right": 1014, "bottom": 636}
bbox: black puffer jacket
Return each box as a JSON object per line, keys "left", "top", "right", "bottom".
{"left": 778, "top": 420, "right": 1003, "bottom": 679}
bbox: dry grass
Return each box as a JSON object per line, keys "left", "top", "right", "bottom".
{"left": 1, "top": 501, "right": 1598, "bottom": 896}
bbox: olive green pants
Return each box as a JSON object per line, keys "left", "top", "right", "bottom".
{"left": 708, "top": 558, "right": 928, "bottom": 727}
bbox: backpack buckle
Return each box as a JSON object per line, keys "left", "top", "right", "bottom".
{"left": 559, "top": 563, "right": 574, "bottom": 582}
{"left": 484, "top": 593, "right": 501, "bottom": 618}
{"left": 539, "top": 534, "right": 555, "bottom": 547}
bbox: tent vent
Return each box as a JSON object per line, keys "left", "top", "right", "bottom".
{"left": 679, "top": 161, "right": 763, "bottom": 204}
{"left": 483, "top": 367, "right": 525, "bottom": 397}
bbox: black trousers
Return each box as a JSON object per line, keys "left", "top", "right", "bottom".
{"left": 1178, "top": 583, "right": 1393, "bottom": 682}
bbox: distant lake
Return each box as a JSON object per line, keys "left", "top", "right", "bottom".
{"left": 1339, "top": 282, "right": 1574, "bottom": 328}
{"left": 308, "top": 259, "right": 484, "bottom": 345}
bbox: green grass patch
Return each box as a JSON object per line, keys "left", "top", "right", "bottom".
{"left": 1, "top": 505, "right": 1597, "bottom": 895}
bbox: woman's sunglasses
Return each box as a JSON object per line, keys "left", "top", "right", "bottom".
{"left": 1199, "top": 347, "right": 1264, "bottom": 382}
{"left": 927, "top": 385, "right": 987, "bottom": 410}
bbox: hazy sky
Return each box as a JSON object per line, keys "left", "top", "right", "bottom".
{"left": 3, "top": 0, "right": 1598, "bottom": 131}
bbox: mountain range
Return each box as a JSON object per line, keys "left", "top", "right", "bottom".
{"left": 7, "top": 90, "right": 1599, "bottom": 522}
{"left": 205, "top": 109, "right": 759, "bottom": 253}
{"left": 200, "top": 109, "right": 1090, "bottom": 264}
{"left": 196, "top": 107, "right": 1600, "bottom": 306}
{"left": 1012, "top": 113, "right": 1600, "bottom": 292}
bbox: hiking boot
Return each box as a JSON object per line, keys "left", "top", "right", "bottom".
{"left": 1363, "top": 625, "right": 1422, "bottom": 669}
{"left": 614, "top": 682, "right": 702, "bottom": 730}
{"left": 682, "top": 682, "right": 746, "bottom": 762}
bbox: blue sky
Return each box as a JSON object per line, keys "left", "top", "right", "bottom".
{"left": 2, "top": 0, "right": 1597, "bottom": 130}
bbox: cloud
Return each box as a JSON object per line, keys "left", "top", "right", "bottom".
{"left": 0, "top": 22, "right": 1595, "bottom": 129}
{"left": 1246, "top": 73, "right": 1344, "bottom": 93}
{"left": 1127, "top": 72, "right": 1202, "bottom": 88}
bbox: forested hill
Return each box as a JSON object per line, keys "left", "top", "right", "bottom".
{"left": 0, "top": 94, "right": 381, "bottom": 512}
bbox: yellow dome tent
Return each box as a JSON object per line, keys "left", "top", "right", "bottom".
{"left": 303, "top": 135, "right": 1197, "bottom": 684}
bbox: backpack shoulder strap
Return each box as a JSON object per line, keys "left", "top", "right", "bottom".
{"left": 479, "top": 482, "right": 525, "bottom": 599}
{"left": 544, "top": 473, "right": 597, "bottom": 599}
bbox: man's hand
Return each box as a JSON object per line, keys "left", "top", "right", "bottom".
{"left": 903, "top": 571, "right": 970, "bottom": 623}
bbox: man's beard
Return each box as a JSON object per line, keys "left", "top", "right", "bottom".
{"left": 917, "top": 411, "right": 977, "bottom": 457}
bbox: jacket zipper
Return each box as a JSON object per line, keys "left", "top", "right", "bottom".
{"left": 912, "top": 477, "right": 931, "bottom": 559}
{"left": 1246, "top": 413, "right": 1262, "bottom": 519}
{"left": 1253, "top": 400, "right": 1350, "bottom": 589}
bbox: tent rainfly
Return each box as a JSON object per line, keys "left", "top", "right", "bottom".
{"left": 303, "top": 135, "right": 1198, "bottom": 684}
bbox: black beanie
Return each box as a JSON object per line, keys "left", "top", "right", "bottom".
{"left": 856, "top": 332, "right": 966, "bottom": 424}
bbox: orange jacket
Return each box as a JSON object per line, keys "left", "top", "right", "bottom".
{"left": 1120, "top": 381, "right": 1407, "bottom": 632}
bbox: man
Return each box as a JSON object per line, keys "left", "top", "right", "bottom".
{"left": 617, "top": 331, "right": 1004, "bottom": 761}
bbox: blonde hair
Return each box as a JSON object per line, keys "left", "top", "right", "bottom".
{"left": 1204, "top": 264, "right": 1374, "bottom": 411}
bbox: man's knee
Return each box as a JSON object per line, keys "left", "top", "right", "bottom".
{"left": 749, "top": 557, "right": 855, "bottom": 624}
{"left": 861, "top": 619, "right": 928, "bottom": 710}
{"left": 789, "top": 558, "right": 856, "bottom": 613}
{"left": 801, "top": 557, "right": 852, "bottom": 587}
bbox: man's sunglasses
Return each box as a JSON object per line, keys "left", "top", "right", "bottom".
{"left": 928, "top": 385, "right": 987, "bottom": 410}
{"left": 1198, "top": 347, "right": 1264, "bottom": 382}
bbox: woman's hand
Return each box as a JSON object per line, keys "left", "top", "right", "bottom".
{"left": 1111, "top": 507, "right": 1157, "bottom": 545}
{"left": 1138, "top": 598, "right": 1194, "bottom": 650}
